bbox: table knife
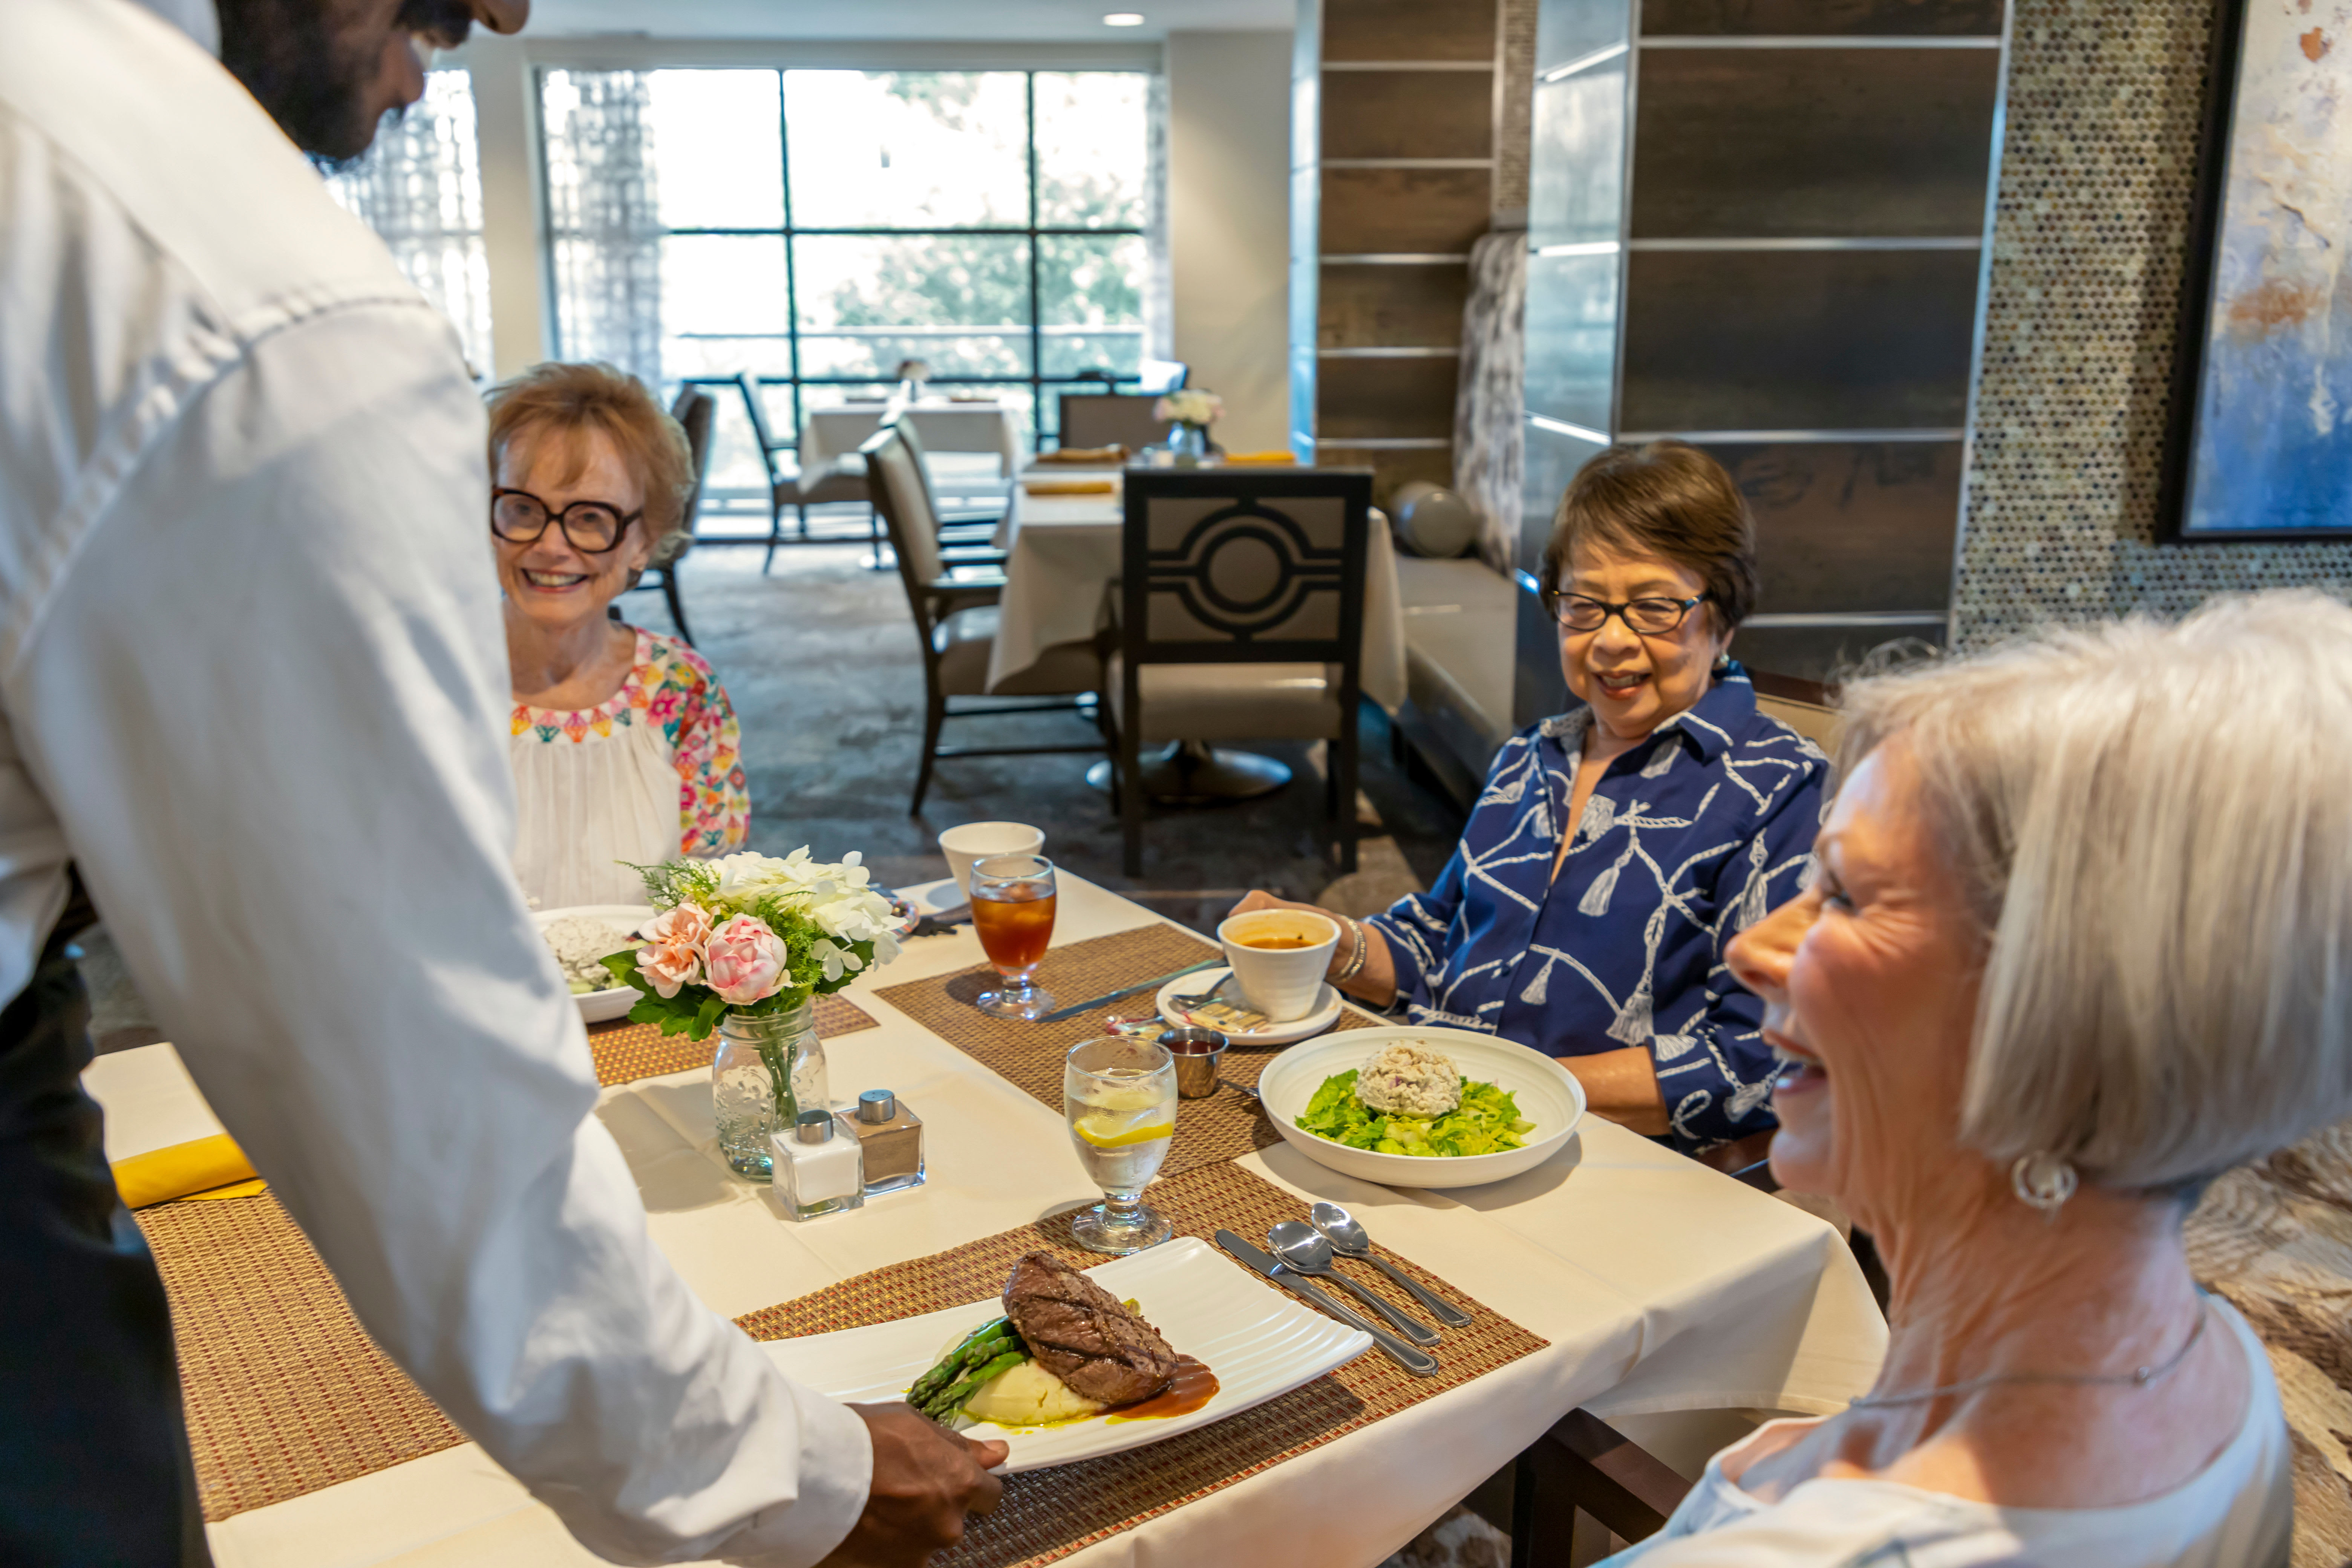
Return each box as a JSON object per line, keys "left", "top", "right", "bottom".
{"left": 1034, "top": 957, "right": 1223, "bottom": 1024}
{"left": 1215, "top": 1230, "right": 1440, "bottom": 1377}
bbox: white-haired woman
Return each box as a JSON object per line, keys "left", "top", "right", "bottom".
{"left": 1601, "top": 591, "right": 2341, "bottom": 1564}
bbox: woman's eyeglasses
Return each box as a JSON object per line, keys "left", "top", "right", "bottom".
{"left": 491, "top": 487, "right": 640, "bottom": 554}
{"left": 1545, "top": 591, "right": 1708, "bottom": 636}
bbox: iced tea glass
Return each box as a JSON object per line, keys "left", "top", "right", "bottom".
{"left": 1064, "top": 1035, "right": 1176, "bottom": 1254}
{"left": 971, "top": 853, "right": 1057, "bottom": 1020}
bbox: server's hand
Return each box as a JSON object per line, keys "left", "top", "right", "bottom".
{"left": 818, "top": 1403, "right": 1008, "bottom": 1566}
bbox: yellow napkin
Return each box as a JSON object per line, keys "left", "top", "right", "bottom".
{"left": 1035, "top": 445, "right": 1127, "bottom": 465}
{"left": 1023, "top": 479, "right": 1118, "bottom": 496}
{"left": 113, "top": 1134, "right": 263, "bottom": 1209}
{"left": 1220, "top": 450, "right": 1298, "bottom": 466}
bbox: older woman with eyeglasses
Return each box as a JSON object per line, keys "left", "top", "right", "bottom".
{"left": 1231, "top": 441, "right": 1825, "bottom": 1152}
{"left": 488, "top": 362, "right": 747, "bottom": 908}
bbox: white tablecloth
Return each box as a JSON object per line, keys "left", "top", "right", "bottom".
{"left": 803, "top": 403, "right": 1024, "bottom": 478}
{"left": 89, "top": 874, "right": 1885, "bottom": 1568}
{"left": 984, "top": 471, "right": 1410, "bottom": 710}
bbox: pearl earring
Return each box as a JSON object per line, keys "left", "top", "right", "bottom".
{"left": 2011, "top": 1152, "right": 2078, "bottom": 1217}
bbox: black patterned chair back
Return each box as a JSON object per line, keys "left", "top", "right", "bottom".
{"left": 1119, "top": 470, "right": 1373, "bottom": 675}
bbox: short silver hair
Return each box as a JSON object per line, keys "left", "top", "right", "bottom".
{"left": 1836, "top": 590, "right": 2352, "bottom": 1191}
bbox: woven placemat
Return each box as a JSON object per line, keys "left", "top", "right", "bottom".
{"left": 737, "top": 1159, "right": 1545, "bottom": 1568}
{"left": 586, "top": 992, "right": 878, "bottom": 1087}
{"left": 873, "top": 927, "right": 1385, "bottom": 1179}
{"left": 137, "top": 1195, "right": 465, "bottom": 1522}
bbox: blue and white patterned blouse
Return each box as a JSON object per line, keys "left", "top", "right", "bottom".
{"left": 1366, "top": 666, "right": 1827, "bottom": 1152}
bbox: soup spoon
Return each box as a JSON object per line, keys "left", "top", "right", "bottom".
{"left": 1308, "top": 1202, "right": 1473, "bottom": 1327}
{"left": 1266, "top": 1223, "right": 1441, "bottom": 1345}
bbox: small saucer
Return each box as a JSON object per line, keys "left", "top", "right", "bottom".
{"left": 1155, "top": 967, "right": 1342, "bottom": 1047}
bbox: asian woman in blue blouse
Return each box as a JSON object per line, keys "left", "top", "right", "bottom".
{"left": 1234, "top": 441, "right": 1827, "bottom": 1154}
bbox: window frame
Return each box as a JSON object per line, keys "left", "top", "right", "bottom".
{"left": 547, "top": 66, "right": 1153, "bottom": 455}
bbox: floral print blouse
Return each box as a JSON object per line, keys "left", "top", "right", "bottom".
{"left": 509, "top": 628, "right": 749, "bottom": 857}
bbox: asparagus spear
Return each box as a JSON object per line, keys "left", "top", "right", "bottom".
{"left": 905, "top": 1318, "right": 1017, "bottom": 1405}
{"left": 923, "top": 1350, "right": 1029, "bottom": 1422}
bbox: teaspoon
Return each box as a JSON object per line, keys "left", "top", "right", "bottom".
{"left": 1266, "top": 1222, "right": 1441, "bottom": 1346}
{"left": 1309, "top": 1202, "right": 1473, "bottom": 1328}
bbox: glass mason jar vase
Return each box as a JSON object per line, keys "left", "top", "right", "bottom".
{"left": 1167, "top": 423, "right": 1211, "bottom": 467}
{"left": 711, "top": 1003, "right": 828, "bottom": 1181}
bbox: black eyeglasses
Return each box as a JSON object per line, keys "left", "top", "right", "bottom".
{"left": 491, "top": 487, "right": 642, "bottom": 554}
{"left": 1545, "top": 591, "right": 1709, "bottom": 636}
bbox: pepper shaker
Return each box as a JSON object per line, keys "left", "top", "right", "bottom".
{"left": 773, "top": 1109, "right": 864, "bottom": 1220}
{"left": 851, "top": 1089, "right": 926, "bottom": 1194}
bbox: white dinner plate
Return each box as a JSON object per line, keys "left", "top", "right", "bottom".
{"left": 760, "top": 1236, "right": 1371, "bottom": 1473}
{"left": 1255, "top": 1026, "right": 1586, "bottom": 1190}
{"left": 533, "top": 904, "right": 652, "bottom": 1024}
{"left": 1155, "top": 968, "right": 1343, "bottom": 1047}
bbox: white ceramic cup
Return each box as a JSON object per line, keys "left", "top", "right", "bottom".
{"left": 1216, "top": 908, "right": 1340, "bottom": 1023}
{"left": 939, "top": 821, "right": 1046, "bottom": 899}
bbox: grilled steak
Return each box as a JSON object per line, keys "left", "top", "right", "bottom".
{"left": 1001, "top": 1252, "right": 1178, "bottom": 1406}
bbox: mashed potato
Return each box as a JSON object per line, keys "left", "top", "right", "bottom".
{"left": 961, "top": 1359, "right": 1107, "bottom": 1427}
{"left": 1355, "top": 1042, "right": 1463, "bottom": 1118}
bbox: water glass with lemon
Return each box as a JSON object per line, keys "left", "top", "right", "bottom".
{"left": 1063, "top": 1036, "right": 1177, "bottom": 1254}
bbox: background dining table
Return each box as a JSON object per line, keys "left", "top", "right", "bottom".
{"left": 87, "top": 873, "right": 1885, "bottom": 1568}
{"left": 802, "top": 401, "right": 1026, "bottom": 486}
{"left": 985, "top": 467, "right": 1410, "bottom": 709}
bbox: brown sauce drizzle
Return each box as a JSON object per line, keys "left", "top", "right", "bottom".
{"left": 1106, "top": 1356, "right": 1219, "bottom": 1423}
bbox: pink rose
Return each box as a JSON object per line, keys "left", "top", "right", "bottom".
{"left": 635, "top": 902, "right": 714, "bottom": 999}
{"left": 703, "top": 913, "right": 788, "bottom": 1006}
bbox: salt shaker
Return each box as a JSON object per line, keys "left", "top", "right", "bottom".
{"left": 772, "top": 1109, "right": 864, "bottom": 1221}
{"left": 851, "top": 1089, "right": 926, "bottom": 1194}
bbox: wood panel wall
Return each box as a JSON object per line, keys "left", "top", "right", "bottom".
{"left": 1291, "top": 0, "right": 1513, "bottom": 502}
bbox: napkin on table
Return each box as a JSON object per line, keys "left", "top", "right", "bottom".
{"left": 113, "top": 1133, "right": 265, "bottom": 1208}
{"left": 1022, "top": 479, "right": 1119, "bottom": 496}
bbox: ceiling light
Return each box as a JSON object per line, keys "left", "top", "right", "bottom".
{"left": 1103, "top": 12, "right": 1146, "bottom": 24}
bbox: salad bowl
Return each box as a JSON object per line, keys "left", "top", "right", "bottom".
{"left": 533, "top": 904, "right": 652, "bottom": 1024}
{"left": 1255, "top": 1026, "right": 1585, "bottom": 1190}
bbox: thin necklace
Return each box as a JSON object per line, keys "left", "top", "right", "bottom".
{"left": 1847, "top": 1297, "right": 2210, "bottom": 1410}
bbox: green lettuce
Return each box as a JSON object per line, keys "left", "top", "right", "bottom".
{"left": 1295, "top": 1068, "right": 1535, "bottom": 1157}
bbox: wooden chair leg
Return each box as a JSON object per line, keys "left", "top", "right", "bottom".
{"left": 1508, "top": 1410, "right": 1692, "bottom": 1568}
{"left": 663, "top": 570, "right": 694, "bottom": 648}
{"left": 1120, "top": 730, "right": 1145, "bottom": 878}
{"left": 1335, "top": 716, "right": 1360, "bottom": 874}
{"left": 911, "top": 691, "right": 946, "bottom": 815}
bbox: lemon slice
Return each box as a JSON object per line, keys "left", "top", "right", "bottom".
{"left": 1075, "top": 1113, "right": 1174, "bottom": 1149}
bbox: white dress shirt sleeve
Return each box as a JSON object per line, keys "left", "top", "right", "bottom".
{"left": 4, "top": 299, "right": 871, "bottom": 1566}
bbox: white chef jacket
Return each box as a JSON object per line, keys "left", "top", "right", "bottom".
{"left": 0, "top": 2, "right": 871, "bottom": 1563}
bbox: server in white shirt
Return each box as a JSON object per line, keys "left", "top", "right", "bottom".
{"left": 0, "top": 1, "right": 1004, "bottom": 1563}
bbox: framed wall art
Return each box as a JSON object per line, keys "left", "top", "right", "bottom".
{"left": 2162, "top": 0, "right": 2352, "bottom": 541}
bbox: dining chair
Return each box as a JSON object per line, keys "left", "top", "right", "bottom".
{"left": 737, "top": 372, "right": 878, "bottom": 573}
{"left": 1108, "top": 470, "right": 1374, "bottom": 875}
{"left": 624, "top": 384, "right": 709, "bottom": 646}
{"left": 862, "top": 426, "right": 1106, "bottom": 813}
{"left": 1058, "top": 392, "right": 1174, "bottom": 456}
{"left": 888, "top": 413, "right": 1003, "bottom": 561}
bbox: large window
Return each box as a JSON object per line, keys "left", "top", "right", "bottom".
{"left": 325, "top": 72, "right": 493, "bottom": 375}
{"left": 540, "top": 67, "right": 1156, "bottom": 496}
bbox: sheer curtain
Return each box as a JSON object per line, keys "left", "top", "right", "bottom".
{"left": 1454, "top": 228, "right": 1528, "bottom": 570}
{"left": 325, "top": 72, "right": 493, "bottom": 377}
{"left": 541, "top": 70, "right": 665, "bottom": 386}
{"left": 1141, "top": 71, "right": 1174, "bottom": 363}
